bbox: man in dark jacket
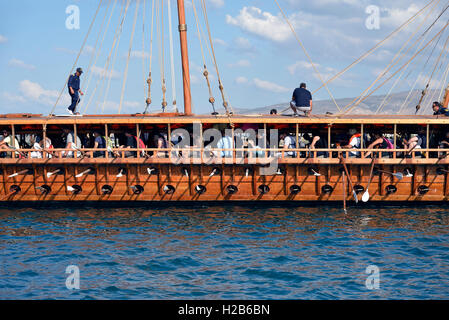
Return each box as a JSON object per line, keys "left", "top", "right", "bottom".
{"left": 433, "top": 101, "right": 449, "bottom": 116}
{"left": 67, "top": 68, "right": 84, "bottom": 115}
{"left": 291, "top": 83, "right": 313, "bottom": 117}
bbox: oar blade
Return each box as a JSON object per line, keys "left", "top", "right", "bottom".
{"left": 362, "top": 191, "right": 370, "bottom": 202}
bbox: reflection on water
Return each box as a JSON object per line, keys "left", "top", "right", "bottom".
{"left": 0, "top": 204, "right": 449, "bottom": 299}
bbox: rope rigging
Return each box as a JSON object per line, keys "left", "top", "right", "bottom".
{"left": 167, "top": 0, "right": 178, "bottom": 112}
{"left": 118, "top": 0, "right": 140, "bottom": 114}
{"left": 191, "top": 0, "right": 217, "bottom": 115}
{"left": 49, "top": 0, "right": 104, "bottom": 117}
{"left": 144, "top": 0, "right": 156, "bottom": 114}
{"left": 341, "top": 4, "right": 448, "bottom": 116}
{"left": 199, "top": 0, "right": 234, "bottom": 123}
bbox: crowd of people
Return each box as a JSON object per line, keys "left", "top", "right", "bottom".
{"left": 0, "top": 125, "right": 448, "bottom": 159}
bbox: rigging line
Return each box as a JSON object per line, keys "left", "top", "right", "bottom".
{"left": 421, "top": 34, "right": 449, "bottom": 114}
{"left": 101, "top": 0, "right": 131, "bottom": 113}
{"left": 142, "top": 0, "right": 147, "bottom": 100}
{"left": 423, "top": 2, "right": 449, "bottom": 34}
{"left": 341, "top": 20, "right": 449, "bottom": 116}
{"left": 192, "top": 0, "right": 216, "bottom": 113}
{"left": 158, "top": 0, "right": 168, "bottom": 111}
{"left": 415, "top": 27, "right": 446, "bottom": 114}
{"left": 273, "top": 0, "right": 341, "bottom": 113}
{"left": 119, "top": 0, "right": 140, "bottom": 114}
{"left": 438, "top": 57, "right": 449, "bottom": 100}
{"left": 88, "top": 0, "right": 124, "bottom": 114}
{"left": 49, "top": 0, "right": 104, "bottom": 117}
{"left": 376, "top": 3, "right": 441, "bottom": 115}
{"left": 426, "top": 55, "right": 449, "bottom": 108}
{"left": 200, "top": 0, "right": 235, "bottom": 119}
{"left": 80, "top": 0, "right": 111, "bottom": 111}
{"left": 313, "top": 0, "right": 438, "bottom": 95}
{"left": 340, "top": 3, "right": 441, "bottom": 115}
{"left": 82, "top": 0, "right": 118, "bottom": 115}
{"left": 398, "top": 15, "right": 445, "bottom": 113}
{"left": 167, "top": 0, "right": 178, "bottom": 112}
{"left": 144, "top": 0, "right": 156, "bottom": 114}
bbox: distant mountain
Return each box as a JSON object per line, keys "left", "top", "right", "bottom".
{"left": 230, "top": 89, "right": 442, "bottom": 116}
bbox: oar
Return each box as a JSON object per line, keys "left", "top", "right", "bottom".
{"left": 209, "top": 168, "right": 218, "bottom": 177}
{"left": 310, "top": 168, "right": 321, "bottom": 176}
{"left": 339, "top": 155, "right": 359, "bottom": 203}
{"left": 183, "top": 169, "right": 189, "bottom": 177}
{"left": 116, "top": 169, "right": 124, "bottom": 178}
{"left": 47, "top": 169, "right": 62, "bottom": 178}
{"left": 75, "top": 168, "right": 91, "bottom": 178}
{"left": 147, "top": 168, "right": 156, "bottom": 175}
{"left": 376, "top": 169, "right": 403, "bottom": 180}
{"left": 245, "top": 168, "right": 250, "bottom": 177}
{"left": 342, "top": 171, "right": 347, "bottom": 214}
{"left": 8, "top": 169, "right": 29, "bottom": 178}
{"left": 67, "top": 186, "right": 75, "bottom": 192}
{"left": 362, "top": 155, "right": 377, "bottom": 203}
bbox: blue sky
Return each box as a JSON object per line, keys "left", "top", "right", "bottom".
{"left": 0, "top": 0, "right": 447, "bottom": 115}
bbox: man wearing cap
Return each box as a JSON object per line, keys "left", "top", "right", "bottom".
{"left": 67, "top": 68, "right": 84, "bottom": 115}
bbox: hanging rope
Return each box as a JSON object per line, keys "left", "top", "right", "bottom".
{"left": 375, "top": 0, "right": 441, "bottom": 115}
{"left": 157, "top": 0, "right": 168, "bottom": 112}
{"left": 49, "top": 0, "right": 103, "bottom": 117}
{"left": 191, "top": 0, "right": 217, "bottom": 115}
{"left": 82, "top": 0, "right": 118, "bottom": 115}
{"left": 200, "top": 0, "right": 234, "bottom": 126}
{"left": 101, "top": 0, "right": 131, "bottom": 113}
{"left": 313, "top": 0, "right": 437, "bottom": 95}
{"left": 119, "top": 0, "right": 140, "bottom": 114}
{"left": 273, "top": 0, "right": 341, "bottom": 112}
{"left": 341, "top": 5, "right": 443, "bottom": 116}
{"left": 341, "top": 20, "right": 449, "bottom": 117}
{"left": 438, "top": 56, "right": 449, "bottom": 101}
{"left": 420, "top": 33, "right": 449, "bottom": 114}
{"left": 167, "top": 0, "right": 178, "bottom": 112}
{"left": 144, "top": 0, "right": 156, "bottom": 114}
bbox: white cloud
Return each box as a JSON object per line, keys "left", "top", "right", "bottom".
{"left": 90, "top": 66, "right": 121, "bottom": 79}
{"left": 2, "top": 92, "right": 27, "bottom": 103}
{"left": 253, "top": 78, "right": 289, "bottom": 93}
{"left": 8, "top": 59, "right": 36, "bottom": 70}
{"left": 214, "top": 38, "right": 227, "bottom": 46}
{"left": 208, "top": 0, "right": 224, "bottom": 8}
{"left": 226, "top": 7, "right": 308, "bottom": 43}
{"left": 0, "top": 35, "right": 7, "bottom": 43}
{"left": 228, "top": 59, "right": 251, "bottom": 68}
{"left": 235, "top": 76, "right": 248, "bottom": 84}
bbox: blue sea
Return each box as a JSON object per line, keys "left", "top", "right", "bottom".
{"left": 0, "top": 203, "right": 449, "bottom": 300}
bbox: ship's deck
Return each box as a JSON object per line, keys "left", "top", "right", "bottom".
{"left": 0, "top": 113, "right": 448, "bottom": 125}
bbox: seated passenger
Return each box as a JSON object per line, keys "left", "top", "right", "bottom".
{"left": 341, "top": 128, "right": 362, "bottom": 158}
{"left": 309, "top": 130, "right": 328, "bottom": 158}
{"left": 0, "top": 129, "right": 21, "bottom": 158}
{"left": 216, "top": 130, "right": 233, "bottom": 158}
{"left": 30, "top": 135, "right": 43, "bottom": 159}
{"left": 92, "top": 131, "right": 106, "bottom": 158}
{"left": 364, "top": 132, "right": 394, "bottom": 158}
{"left": 403, "top": 129, "right": 427, "bottom": 158}
{"left": 62, "top": 128, "right": 82, "bottom": 158}
{"left": 438, "top": 132, "right": 449, "bottom": 158}
{"left": 433, "top": 102, "right": 449, "bottom": 116}
{"left": 153, "top": 132, "right": 169, "bottom": 158}
{"left": 280, "top": 131, "right": 297, "bottom": 158}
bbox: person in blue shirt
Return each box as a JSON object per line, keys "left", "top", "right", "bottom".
{"left": 432, "top": 101, "right": 449, "bottom": 116}
{"left": 291, "top": 83, "right": 313, "bottom": 117}
{"left": 67, "top": 68, "right": 84, "bottom": 115}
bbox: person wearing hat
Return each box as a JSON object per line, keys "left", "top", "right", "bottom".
{"left": 67, "top": 67, "right": 84, "bottom": 115}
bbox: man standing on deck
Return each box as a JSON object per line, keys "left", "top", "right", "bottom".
{"left": 67, "top": 68, "right": 84, "bottom": 115}
{"left": 291, "top": 83, "right": 313, "bottom": 117}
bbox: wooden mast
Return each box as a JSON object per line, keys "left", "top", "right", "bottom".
{"left": 176, "top": 0, "right": 192, "bottom": 115}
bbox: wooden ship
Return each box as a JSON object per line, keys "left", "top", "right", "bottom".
{"left": 1, "top": 0, "right": 449, "bottom": 203}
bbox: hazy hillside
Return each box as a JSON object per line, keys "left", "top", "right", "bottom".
{"left": 231, "top": 89, "right": 442, "bottom": 115}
